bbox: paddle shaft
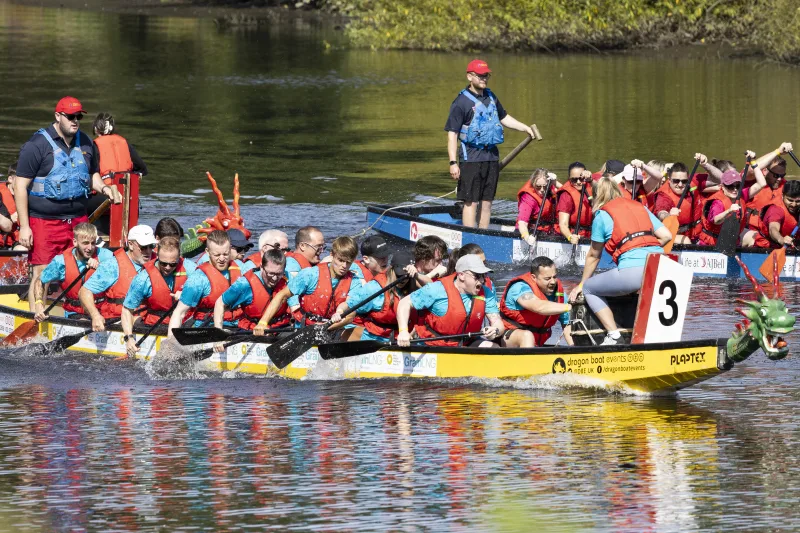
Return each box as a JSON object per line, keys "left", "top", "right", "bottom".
{"left": 136, "top": 300, "right": 179, "bottom": 348}
{"left": 499, "top": 124, "right": 541, "bottom": 171}
{"left": 339, "top": 274, "right": 410, "bottom": 320}
{"left": 319, "top": 332, "right": 482, "bottom": 360}
{"left": 569, "top": 180, "right": 589, "bottom": 261}
{"left": 788, "top": 150, "right": 800, "bottom": 168}
{"left": 730, "top": 158, "right": 750, "bottom": 220}
{"left": 676, "top": 159, "right": 701, "bottom": 210}
{"left": 529, "top": 178, "right": 554, "bottom": 243}
{"left": 44, "top": 265, "right": 92, "bottom": 315}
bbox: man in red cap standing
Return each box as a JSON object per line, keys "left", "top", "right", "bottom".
{"left": 445, "top": 59, "right": 535, "bottom": 228}
{"left": 14, "top": 96, "right": 121, "bottom": 312}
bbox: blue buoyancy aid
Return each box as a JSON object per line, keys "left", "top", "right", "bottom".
{"left": 458, "top": 88, "right": 504, "bottom": 154}
{"left": 31, "top": 129, "right": 91, "bottom": 201}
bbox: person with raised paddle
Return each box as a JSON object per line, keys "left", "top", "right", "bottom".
{"left": 741, "top": 142, "right": 793, "bottom": 246}
{"left": 33, "top": 222, "right": 112, "bottom": 322}
{"left": 516, "top": 168, "right": 559, "bottom": 248}
{"left": 350, "top": 235, "right": 391, "bottom": 283}
{"left": 652, "top": 161, "right": 702, "bottom": 245}
{"left": 445, "top": 59, "right": 535, "bottom": 229}
{"left": 120, "top": 236, "right": 195, "bottom": 357}
{"left": 556, "top": 162, "right": 593, "bottom": 245}
{"left": 395, "top": 254, "right": 505, "bottom": 348}
{"left": 617, "top": 163, "right": 651, "bottom": 206}
{"left": 750, "top": 180, "right": 800, "bottom": 249}
{"left": 78, "top": 225, "right": 155, "bottom": 332}
{"left": 214, "top": 247, "right": 291, "bottom": 333}
{"left": 168, "top": 229, "right": 241, "bottom": 334}
{"left": 255, "top": 236, "right": 359, "bottom": 337}
{"left": 567, "top": 178, "right": 672, "bottom": 345}
{"left": 14, "top": 97, "right": 122, "bottom": 314}
{"left": 284, "top": 225, "right": 325, "bottom": 279}
{"left": 242, "top": 229, "right": 289, "bottom": 272}
{"left": 499, "top": 256, "right": 573, "bottom": 348}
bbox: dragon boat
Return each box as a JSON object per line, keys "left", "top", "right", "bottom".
{"left": 365, "top": 204, "right": 800, "bottom": 281}
{"left": 0, "top": 255, "right": 792, "bottom": 395}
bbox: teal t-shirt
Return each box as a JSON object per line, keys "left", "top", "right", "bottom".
{"left": 591, "top": 210, "right": 664, "bottom": 269}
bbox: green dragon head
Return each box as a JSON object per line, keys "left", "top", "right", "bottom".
{"left": 734, "top": 295, "right": 795, "bottom": 360}
{"left": 181, "top": 222, "right": 210, "bottom": 258}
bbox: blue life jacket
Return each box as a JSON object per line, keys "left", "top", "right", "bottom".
{"left": 458, "top": 88, "right": 504, "bottom": 158}
{"left": 31, "top": 129, "right": 91, "bottom": 201}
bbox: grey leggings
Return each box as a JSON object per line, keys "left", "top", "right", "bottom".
{"left": 582, "top": 266, "right": 645, "bottom": 313}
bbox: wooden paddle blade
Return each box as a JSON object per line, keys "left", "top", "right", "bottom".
{"left": 716, "top": 216, "right": 740, "bottom": 257}
{"left": 759, "top": 247, "right": 786, "bottom": 282}
{"left": 1, "top": 320, "right": 40, "bottom": 346}
{"left": 266, "top": 324, "right": 330, "bottom": 369}
{"left": 172, "top": 327, "right": 230, "bottom": 346}
{"left": 318, "top": 340, "right": 387, "bottom": 360}
{"left": 662, "top": 216, "right": 680, "bottom": 254}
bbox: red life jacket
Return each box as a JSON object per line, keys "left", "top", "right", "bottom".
{"left": 361, "top": 272, "right": 401, "bottom": 338}
{"left": 600, "top": 197, "right": 662, "bottom": 263}
{"left": 698, "top": 190, "right": 745, "bottom": 246}
{"left": 238, "top": 272, "right": 290, "bottom": 330}
{"left": 413, "top": 274, "right": 486, "bottom": 347}
{"left": 619, "top": 183, "right": 649, "bottom": 207}
{"left": 95, "top": 134, "right": 133, "bottom": 177}
{"left": 139, "top": 258, "right": 188, "bottom": 326}
{"left": 297, "top": 264, "right": 353, "bottom": 325}
{"left": 555, "top": 181, "right": 592, "bottom": 237}
{"left": 352, "top": 260, "right": 373, "bottom": 282}
{"left": 0, "top": 183, "right": 19, "bottom": 248}
{"left": 244, "top": 250, "right": 262, "bottom": 268}
{"left": 653, "top": 182, "right": 701, "bottom": 238}
{"left": 194, "top": 262, "right": 242, "bottom": 322}
{"left": 755, "top": 198, "right": 799, "bottom": 249}
{"left": 517, "top": 181, "right": 556, "bottom": 233}
{"left": 97, "top": 248, "right": 140, "bottom": 318}
{"left": 745, "top": 185, "right": 782, "bottom": 233}
{"left": 499, "top": 273, "right": 563, "bottom": 346}
{"left": 61, "top": 247, "right": 98, "bottom": 314}
{"left": 285, "top": 251, "right": 312, "bottom": 270}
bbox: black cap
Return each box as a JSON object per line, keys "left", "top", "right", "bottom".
{"left": 227, "top": 229, "right": 253, "bottom": 251}
{"left": 605, "top": 159, "right": 625, "bottom": 175}
{"left": 391, "top": 249, "right": 414, "bottom": 278}
{"left": 361, "top": 235, "right": 391, "bottom": 259}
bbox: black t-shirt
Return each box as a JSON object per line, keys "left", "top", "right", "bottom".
{"left": 16, "top": 125, "right": 98, "bottom": 219}
{"left": 444, "top": 86, "right": 507, "bottom": 163}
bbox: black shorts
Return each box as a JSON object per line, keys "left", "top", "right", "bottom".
{"left": 457, "top": 161, "right": 500, "bottom": 202}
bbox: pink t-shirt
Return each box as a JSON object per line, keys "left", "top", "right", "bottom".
{"left": 556, "top": 193, "right": 575, "bottom": 214}
{"left": 707, "top": 189, "right": 751, "bottom": 222}
{"left": 517, "top": 193, "right": 540, "bottom": 224}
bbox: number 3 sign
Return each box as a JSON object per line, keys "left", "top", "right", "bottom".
{"left": 631, "top": 254, "right": 693, "bottom": 344}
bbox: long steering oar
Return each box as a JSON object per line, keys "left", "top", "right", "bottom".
{"left": 499, "top": 124, "right": 542, "bottom": 171}
{"left": 2, "top": 265, "right": 91, "bottom": 346}
{"left": 663, "top": 159, "right": 700, "bottom": 254}
{"left": 716, "top": 155, "right": 751, "bottom": 257}
{"left": 17, "top": 317, "right": 122, "bottom": 357}
{"left": 318, "top": 332, "right": 483, "bottom": 360}
{"left": 266, "top": 274, "right": 411, "bottom": 369}
{"left": 566, "top": 180, "right": 589, "bottom": 267}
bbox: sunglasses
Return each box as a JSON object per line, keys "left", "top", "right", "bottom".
{"left": 465, "top": 271, "right": 486, "bottom": 282}
{"left": 724, "top": 183, "right": 741, "bottom": 190}
{"left": 671, "top": 179, "right": 689, "bottom": 185}
{"left": 770, "top": 171, "right": 786, "bottom": 179}
{"left": 302, "top": 242, "right": 326, "bottom": 254}
{"left": 265, "top": 243, "right": 290, "bottom": 252}
{"left": 157, "top": 260, "right": 179, "bottom": 268}
{"left": 471, "top": 72, "right": 491, "bottom": 80}
{"left": 61, "top": 112, "right": 84, "bottom": 121}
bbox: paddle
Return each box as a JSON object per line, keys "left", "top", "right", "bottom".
{"left": 266, "top": 274, "right": 411, "bottom": 369}
{"left": 499, "top": 124, "right": 542, "bottom": 171}
{"left": 663, "top": 159, "right": 701, "bottom": 254}
{"left": 758, "top": 228, "right": 797, "bottom": 282}
{"left": 566, "top": 180, "right": 589, "bottom": 267}
{"left": 1, "top": 265, "right": 91, "bottom": 346}
{"left": 318, "top": 332, "right": 483, "bottom": 360}
{"left": 135, "top": 300, "right": 179, "bottom": 349}
{"left": 17, "top": 317, "right": 122, "bottom": 357}
{"left": 172, "top": 326, "right": 294, "bottom": 346}
{"left": 716, "top": 156, "right": 751, "bottom": 257}
{"left": 526, "top": 176, "right": 554, "bottom": 251}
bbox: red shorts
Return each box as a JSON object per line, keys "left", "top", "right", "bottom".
{"left": 29, "top": 216, "right": 89, "bottom": 266}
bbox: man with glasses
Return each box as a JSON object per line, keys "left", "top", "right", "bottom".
{"left": 243, "top": 229, "right": 289, "bottom": 271}
{"left": 285, "top": 225, "right": 325, "bottom": 279}
{"left": 445, "top": 60, "right": 535, "bottom": 229}
{"left": 14, "top": 97, "right": 121, "bottom": 313}
{"left": 120, "top": 236, "right": 196, "bottom": 357}
{"left": 556, "top": 162, "right": 594, "bottom": 245}
{"left": 396, "top": 254, "right": 504, "bottom": 348}
{"left": 79, "top": 225, "right": 156, "bottom": 331}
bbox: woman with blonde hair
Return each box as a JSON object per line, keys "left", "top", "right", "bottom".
{"left": 568, "top": 178, "right": 672, "bottom": 345}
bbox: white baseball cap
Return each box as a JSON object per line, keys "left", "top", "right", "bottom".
{"left": 455, "top": 255, "right": 493, "bottom": 274}
{"left": 620, "top": 164, "right": 644, "bottom": 182}
{"left": 127, "top": 225, "right": 157, "bottom": 246}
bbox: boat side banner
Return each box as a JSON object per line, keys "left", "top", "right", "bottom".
{"left": 409, "top": 221, "right": 462, "bottom": 250}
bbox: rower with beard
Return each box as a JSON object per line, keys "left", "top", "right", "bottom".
{"left": 168, "top": 230, "right": 241, "bottom": 334}
{"left": 79, "top": 225, "right": 156, "bottom": 332}
{"left": 499, "top": 256, "right": 573, "bottom": 348}
{"left": 741, "top": 142, "right": 793, "bottom": 246}
{"left": 752, "top": 180, "right": 800, "bottom": 249}
{"left": 120, "top": 236, "right": 195, "bottom": 357}
{"left": 34, "top": 222, "right": 112, "bottom": 321}
{"left": 284, "top": 226, "right": 325, "bottom": 279}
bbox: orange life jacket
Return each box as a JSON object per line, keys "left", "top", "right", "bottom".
{"left": 653, "top": 182, "right": 701, "bottom": 238}
{"left": 285, "top": 251, "right": 312, "bottom": 270}
{"left": 61, "top": 247, "right": 98, "bottom": 314}
{"left": 755, "top": 198, "right": 799, "bottom": 249}
{"left": 745, "top": 185, "right": 782, "bottom": 233}
{"left": 698, "top": 190, "right": 745, "bottom": 246}
{"left": 138, "top": 258, "right": 188, "bottom": 326}
{"left": 352, "top": 260, "right": 373, "bottom": 282}
{"left": 517, "top": 180, "right": 557, "bottom": 233}
{"left": 0, "top": 183, "right": 18, "bottom": 247}
{"left": 413, "top": 274, "right": 486, "bottom": 347}
{"left": 297, "top": 264, "right": 353, "bottom": 325}
{"left": 244, "top": 250, "right": 262, "bottom": 268}
{"left": 499, "top": 274, "right": 563, "bottom": 346}
{"left": 97, "top": 248, "right": 140, "bottom": 318}
{"left": 194, "top": 262, "right": 242, "bottom": 322}
{"left": 600, "top": 197, "right": 662, "bottom": 263}
{"left": 555, "top": 181, "right": 592, "bottom": 238}
{"left": 95, "top": 134, "right": 133, "bottom": 177}
{"left": 361, "top": 272, "right": 401, "bottom": 338}
{"left": 619, "top": 183, "right": 649, "bottom": 207}
{"left": 238, "top": 272, "right": 290, "bottom": 330}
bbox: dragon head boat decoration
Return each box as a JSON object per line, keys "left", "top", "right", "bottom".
{"left": 181, "top": 172, "right": 251, "bottom": 257}
{"left": 728, "top": 257, "right": 795, "bottom": 362}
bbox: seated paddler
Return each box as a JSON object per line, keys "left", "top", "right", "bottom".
{"left": 556, "top": 162, "right": 593, "bottom": 245}
{"left": 567, "top": 178, "right": 672, "bottom": 346}
{"left": 34, "top": 222, "right": 112, "bottom": 322}
{"left": 749, "top": 179, "right": 800, "bottom": 249}
{"left": 242, "top": 229, "right": 289, "bottom": 271}
{"left": 214, "top": 248, "right": 291, "bottom": 334}
{"left": 499, "top": 256, "right": 573, "bottom": 348}
{"left": 516, "top": 168, "right": 559, "bottom": 248}
{"left": 168, "top": 230, "right": 241, "bottom": 334}
{"left": 406, "top": 235, "right": 448, "bottom": 289}
{"left": 120, "top": 236, "right": 195, "bottom": 357}
{"left": 255, "top": 236, "right": 360, "bottom": 336}
{"left": 651, "top": 161, "right": 702, "bottom": 244}
{"left": 350, "top": 235, "right": 391, "bottom": 283}
{"left": 395, "top": 254, "right": 505, "bottom": 348}
{"left": 284, "top": 225, "right": 325, "bottom": 279}
{"left": 79, "top": 225, "right": 155, "bottom": 332}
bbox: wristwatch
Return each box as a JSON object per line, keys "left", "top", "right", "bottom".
{"left": 123, "top": 334, "right": 134, "bottom": 342}
{"left": 449, "top": 160, "right": 458, "bottom": 166}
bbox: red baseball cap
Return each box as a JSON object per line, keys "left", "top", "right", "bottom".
{"left": 55, "top": 96, "right": 86, "bottom": 114}
{"left": 466, "top": 59, "right": 491, "bottom": 75}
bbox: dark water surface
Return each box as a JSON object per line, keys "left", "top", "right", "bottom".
{"left": 1, "top": 2, "right": 800, "bottom": 531}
